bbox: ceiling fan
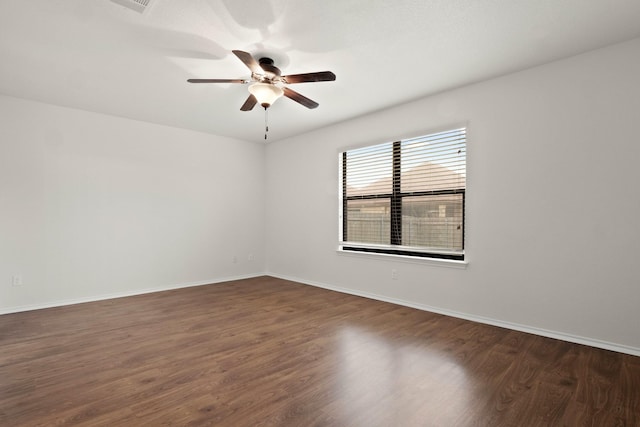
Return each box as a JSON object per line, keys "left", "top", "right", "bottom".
{"left": 187, "top": 50, "right": 336, "bottom": 111}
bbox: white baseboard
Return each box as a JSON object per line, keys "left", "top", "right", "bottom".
{"left": 5, "top": 271, "right": 639, "bottom": 357}
{"left": 267, "top": 272, "right": 640, "bottom": 357}
{"left": 0, "top": 273, "right": 265, "bottom": 315}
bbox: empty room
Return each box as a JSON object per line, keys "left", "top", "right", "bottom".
{"left": 1, "top": 1, "right": 639, "bottom": 425}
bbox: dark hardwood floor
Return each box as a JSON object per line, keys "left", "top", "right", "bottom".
{"left": 1, "top": 276, "right": 639, "bottom": 426}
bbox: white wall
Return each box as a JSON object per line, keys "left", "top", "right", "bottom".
{"left": 2, "top": 38, "right": 638, "bottom": 354}
{"left": 265, "top": 37, "right": 640, "bottom": 353}
{"left": 0, "top": 96, "right": 265, "bottom": 313}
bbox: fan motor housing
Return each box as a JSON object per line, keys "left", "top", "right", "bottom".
{"left": 258, "top": 58, "right": 281, "bottom": 80}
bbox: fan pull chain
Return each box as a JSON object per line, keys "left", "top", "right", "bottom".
{"left": 264, "top": 107, "right": 269, "bottom": 140}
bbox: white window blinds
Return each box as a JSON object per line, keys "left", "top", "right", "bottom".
{"left": 340, "top": 127, "right": 466, "bottom": 260}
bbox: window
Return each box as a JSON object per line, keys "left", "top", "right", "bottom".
{"left": 339, "top": 127, "right": 466, "bottom": 260}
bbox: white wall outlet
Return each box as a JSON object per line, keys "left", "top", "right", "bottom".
{"left": 232, "top": 255, "right": 238, "bottom": 264}
{"left": 391, "top": 269, "right": 398, "bottom": 280}
{"left": 12, "top": 274, "right": 23, "bottom": 287}
{"left": 248, "top": 253, "right": 254, "bottom": 261}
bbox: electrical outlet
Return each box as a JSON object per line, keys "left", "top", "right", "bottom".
{"left": 12, "top": 274, "right": 23, "bottom": 287}
{"left": 391, "top": 269, "right": 398, "bottom": 280}
{"left": 232, "top": 256, "right": 238, "bottom": 264}
{"left": 248, "top": 253, "right": 254, "bottom": 261}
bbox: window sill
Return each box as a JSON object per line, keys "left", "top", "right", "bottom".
{"left": 336, "top": 247, "right": 468, "bottom": 269}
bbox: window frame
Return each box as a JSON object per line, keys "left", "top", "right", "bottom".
{"left": 339, "top": 129, "right": 466, "bottom": 261}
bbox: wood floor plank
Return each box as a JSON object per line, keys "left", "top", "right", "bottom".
{"left": 1, "top": 276, "right": 639, "bottom": 426}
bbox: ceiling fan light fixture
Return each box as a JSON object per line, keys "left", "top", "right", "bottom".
{"left": 248, "top": 83, "right": 283, "bottom": 108}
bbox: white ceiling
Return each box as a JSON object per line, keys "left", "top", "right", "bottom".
{"left": 1, "top": 0, "right": 639, "bottom": 143}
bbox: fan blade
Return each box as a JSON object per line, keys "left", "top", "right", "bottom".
{"left": 187, "top": 79, "right": 247, "bottom": 83}
{"left": 240, "top": 94, "right": 258, "bottom": 111}
{"left": 283, "top": 87, "right": 319, "bottom": 109}
{"left": 232, "top": 50, "right": 262, "bottom": 74}
{"left": 281, "top": 71, "right": 336, "bottom": 84}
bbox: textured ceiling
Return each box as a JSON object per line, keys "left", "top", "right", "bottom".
{"left": 1, "top": 0, "right": 639, "bottom": 143}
